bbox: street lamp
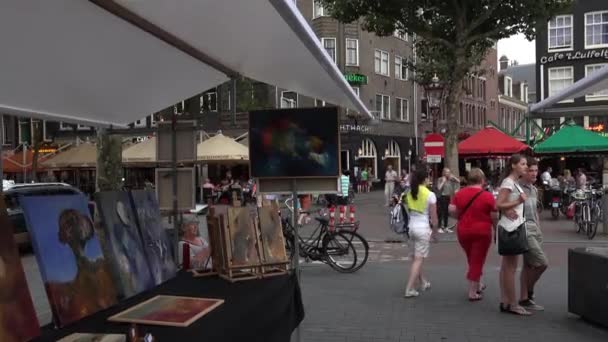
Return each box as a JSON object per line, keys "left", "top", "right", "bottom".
{"left": 408, "top": 149, "right": 412, "bottom": 172}
{"left": 424, "top": 74, "right": 444, "bottom": 133}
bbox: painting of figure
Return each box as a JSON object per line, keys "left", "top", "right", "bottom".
{"left": 108, "top": 295, "right": 223, "bottom": 327}
{"left": 180, "top": 215, "right": 212, "bottom": 271}
{"left": 95, "top": 191, "right": 155, "bottom": 299}
{"left": 20, "top": 194, "right": 117, "bottom": 328}
{"left": 258, "top": 207, "right": 288, "bottom": 264}
{"left": 227, "top": 207, "right": 259, "bottom": 267}
{"left": 0, "top": 196, "right": 40, "bottom": 342}
{"left": 129, "top": 190, "right": 177, "bottom": 285}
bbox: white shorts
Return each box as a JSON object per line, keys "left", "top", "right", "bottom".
{"left": 408, "top": 227, "right": 432, "bottom": 258}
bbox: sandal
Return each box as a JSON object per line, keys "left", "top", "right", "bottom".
{"left": 468, "top": 293, "right": 483, "bottom": 301}
{"left": 477, "top": 283, "right": 487, "bottom": 294}
{"left": 499, "top": 303, "right": 532, "bottom": 316}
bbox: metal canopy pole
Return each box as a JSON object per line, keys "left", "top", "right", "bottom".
{"left": 171, "top": 111, "right": 180, "bottom": 264}
{"left": 290, "top": 179, "right": 301, "bottom": 342}
{"left": 0, "top": 115, "right": 3, "bottom": 191}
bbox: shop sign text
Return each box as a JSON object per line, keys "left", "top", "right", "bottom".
{"left": 340, "top": 124, "right": 371, "bottom": 133}
{"left": 540, "top": 49, "right": 608, "bottom": 64}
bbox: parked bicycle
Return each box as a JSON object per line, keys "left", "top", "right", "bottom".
{"left": 281, "top": 198, "right": 369, "bottom": 273}
{"left": 572, "top": 187, "right": 603, "bottom": 240}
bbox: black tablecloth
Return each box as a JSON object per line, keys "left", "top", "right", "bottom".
{"left": 35, "top": 271, "right": 304, "bottom": 342}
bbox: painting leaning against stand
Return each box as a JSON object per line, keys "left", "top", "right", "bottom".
{"left": 0, "top": 195, "right": 41, "bottom": 342}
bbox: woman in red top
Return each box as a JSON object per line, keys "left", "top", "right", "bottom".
{"left": 449, "top": 168, "right": 496, "bottom": 301}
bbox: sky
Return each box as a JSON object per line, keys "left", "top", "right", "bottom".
{"left": 497, "top": 34, "right": 536, "bottom": 65}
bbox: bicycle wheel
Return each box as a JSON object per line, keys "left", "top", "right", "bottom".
{"left": 587, "top": 203, "right": 601, "bottom": 240}
{"left": 337, "top": 230, "right": 369, "bottom": 272}
{"left": 322, "top": 232, "right": 357, "bottom": 273}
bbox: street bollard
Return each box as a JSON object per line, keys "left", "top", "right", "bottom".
{"left": 603, "top": 188, "right": 608, "bottom": 235}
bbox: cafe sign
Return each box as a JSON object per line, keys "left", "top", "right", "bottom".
{"left": 344, "top": 73, "right": 368, "bottom": 85}
{"left": 540, "top": 49, "right": 608, "bottom": 64}
{"left": 340, "top": 124, "right": 371, "bottom": 133}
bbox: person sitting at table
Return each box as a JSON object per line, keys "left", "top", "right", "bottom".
{"left": 202, "top": 178, "right": 215, "bottom": 189}
{"left": 180, "top": 219, "right": 212, "bottom": 270}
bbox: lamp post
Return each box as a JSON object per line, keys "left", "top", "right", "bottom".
{"left": 423, "top": 74, "right": 444, "bottom": 182}
{"left": 408, "top": 149, "right": 412, "bottom": 172}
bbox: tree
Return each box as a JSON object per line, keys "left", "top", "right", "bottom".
{"left": 321, "top": 0, "right": 571, "bottom": 175}
{"left": 96, "top": 130, "right": 123, "bottom": 191}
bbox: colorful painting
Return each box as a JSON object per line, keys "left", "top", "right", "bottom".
{"left": 20, "top": 194, "right": 117, "bottom": 328}
{"left": 249, "top": 107, "right": 339, "bottom": 178}
{"left": 129, "top": 190, "right": 177, "bottom": 285}
{"left": 95, "top": 191, "right": 155, "bottom": 299}
{"left": 108, "top": 295, "right": 224, "bottom": 327}
{"left": 258, "top": 207, "right": 288, "bottom": 264}
{"left": 181, "top": 214, "right": 212, "bottom": 271}
{"left": 58, "top": 333, "right": 126, "bottom": 342}
{"left": 227, "top": 207, "right": 260, "bottom": 267}
{"left": 0, "top": 196, "right": 40, "bottom": 342}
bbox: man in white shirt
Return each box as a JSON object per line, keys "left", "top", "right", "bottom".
{"left": 540, "top": 167, "right": 552, "bottom": 185}
{"left": 384, "top": 165, "right": 398, "bottom": 206}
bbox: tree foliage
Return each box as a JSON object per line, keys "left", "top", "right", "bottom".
{"left": 321, "top": 0, "right": 572, "bottom": 174}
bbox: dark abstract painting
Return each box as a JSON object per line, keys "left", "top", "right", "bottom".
{"left": 20, "top": 194, "right": 117, "bottom": 328}
{"left": 95, "top": 191, "right": 155, "bottom": 299}
{"left": 130, "top": 190, "right": 177, "bottom": 285}
{"left": 249, "top": 107, "right": 339, "bottom": 178}
{"left": 0, "top": 195, "right": 40, "bottom": 342}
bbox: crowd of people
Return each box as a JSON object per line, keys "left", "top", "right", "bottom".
{"left": 399, "top": 154, "right": 549, "bottom": 317}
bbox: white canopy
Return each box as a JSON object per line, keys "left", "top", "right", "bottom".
{"left": 197, "top": 134, "right": 248, "bottom": 162}
{"left": 0, "top": 0, "right": 370, "bottom": 128}
{"left": 530, "top": 64, "right": 608, "bottom": 113}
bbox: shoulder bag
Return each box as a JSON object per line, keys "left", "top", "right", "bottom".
{"left": 497, "top": 183, "right": 529, "bottom": 256}
{"left": 458, "top": 189, "right": 484, "bottom": 220}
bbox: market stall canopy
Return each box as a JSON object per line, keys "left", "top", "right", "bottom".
{"left": 458, "top": 127, "right": 530, "bottom": 156}
{"left": 122, "top": 137, "right": 156, "bottom": 164}
{"left": 197, "top": 134, "right": 248, "bottom": 162}
{"left": 534, "top": 122, "right": 608, "bottom": 154}
{"left": 530, "top": 64, "right": 608, "bottom": 114}
{"left": 42, "top": 142, "right": 97, "bottom": 168}
{"left": 0, "top": 0, "right": 370, "bottom": 127}
{"left": 2, "top": 149, "right": 49, "bottom": 173}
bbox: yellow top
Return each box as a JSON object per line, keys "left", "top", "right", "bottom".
{"left": 404, "top": 185, "right": 431, "bottom": 214}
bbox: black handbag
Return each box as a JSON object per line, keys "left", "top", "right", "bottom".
{"left": 497, "top": 184, "right": 529, "bottom": 256}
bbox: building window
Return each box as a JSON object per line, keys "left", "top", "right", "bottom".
{"left": 395, "top": 56, "right": 408, "bottom": 80}
{"left": 320, "top": 38, "right": 336, "bottom": 62}
{"left": 374, "top": 49, "right": 389, "bottom": 76}
{"left": 548, "top": 15, "right": 573, "bottom": 50}
{"left": 200, "top": 91, "right": 218, "bottom": 112}
{"left": 585, "top": 11, "right": 608, "bottom": 48}
{"left": 59, "top": 122, "right": 72, "bottom": 131}
{"left": 521, "top": 83, "right": 529, "bottom": 103}
{"left": 2, "top": 116, "right": 11, "bottom": 145}
{"left": 394, "top": 30, "right": 407, "bottom": 41}
{"left": 313, "top": 1, "right": 326, "bottom": 18}
{"left": 352, "top": 86, "right": 360, "bottom": 98}
{"left": 585, "top": 64, "right": 608, "bottom": 100}
{"left": 375, "top": 94, "right": 390, "bottom": 119}
{"left": 315, "top": 99, "right": 326, "bottom": 107}
{"left": 346, "top": 38, "right": 359, "bottom": 66}
{"left": 396, "top": 97, "right": 409, "bottom": 121}
{"left": 548, "top": 66, "right": 574, "bottom": 102}
{"left": 281, "top": 91, "right": 298, "bottom": 108}
{"left": 459, "top": 103, "right": 463, "bottom": 124}
{"left": 173, "top": 100, "right": 185, "bottom": 115}
{"left": 504, "top": 76, "right": 513, "bottom": 97}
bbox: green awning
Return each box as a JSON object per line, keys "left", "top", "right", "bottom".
{"left": 534, "top": 123, "right": 608, "bottom": 154}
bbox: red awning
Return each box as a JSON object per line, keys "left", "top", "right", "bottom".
{"left": 458, "top": 127, "right": 530, "bottom": 156}
{"left": 2, "top": 149, "right": 48, "bottom": 173}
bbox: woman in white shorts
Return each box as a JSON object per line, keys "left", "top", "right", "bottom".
{"left": 403, "top": 167, "right": 439, "bottom": 298}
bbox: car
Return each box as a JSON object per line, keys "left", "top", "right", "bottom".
{"left": 3, "top": 183, "right": 85, "bottom": 248}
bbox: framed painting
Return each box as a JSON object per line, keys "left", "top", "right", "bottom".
{"left": 249, "top": 107, "right": 340, "bottom": 178}
{"left": 58, "top": 333, "right": 126, "bottom": 342}
{"left": 94, "top": 191, "right": 155, "bottom": 299}
{"left": 20, "top": 194, "right": 117, "bottom": 328}
{"left": 258, "top": 206, "right": 288, "bottom": 265}
{"left": 226, "top": 207, "right": 260, "bottom": 267}
{"left": 0, "top": 195, "right": 40, "bottom": 342}
{"left": 129, "top": 190, "right": 177, "bottom": 285}
{"left": 180, "top": 214, "right": 213, "bottom": 271}
{"left": 108, "top": 295, "right": 224, "bottom": 327}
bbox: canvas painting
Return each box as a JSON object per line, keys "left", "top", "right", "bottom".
{"left": 58, "top": 333, "right": 126, "bottom": 342}
{"left": 95, "top": 191, "right": 155, "bottom": 299}
{"left": 258, "top": 207, "right": 288, "bottom": 264}
{"left": 0, "top": 196, "right": 40, "bottom": 342}
{"left": 130, "top": 190, "right": 177, "bottom": 285}
{"left": 181, "top": 214, "right": 212, "bottom": 271}
{"left": 249, "top": 107, "right": 339, "bottom": 178}
{"left": 108, "top": 295, "right": 224, "bottom": 327}
{"left": 227, "top": 207, "right": 260, "bottom": 267}
{"left": 20, "top": 194, "right": 117, "bottom": 328}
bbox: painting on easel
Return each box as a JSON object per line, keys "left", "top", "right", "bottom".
{"left": 226, "top": 207, "right": 260, "bottom": 267}
{"left": 257, "top": 206, "right": 288, "bottom": 264}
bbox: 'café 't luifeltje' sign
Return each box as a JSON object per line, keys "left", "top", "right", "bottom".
{"left": 540, "top": 49, "right": 608, "bottom": 64}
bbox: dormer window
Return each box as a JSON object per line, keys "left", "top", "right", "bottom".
{"left": 504, "top": 76, "right": 513, "bottom": 97}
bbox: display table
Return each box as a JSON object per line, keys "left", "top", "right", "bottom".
{"left": 35, "top": 271, "right": 304, "bottom": 342}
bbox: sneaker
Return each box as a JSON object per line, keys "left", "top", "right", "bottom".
{"left": 445, "top": 228, "right": 454, "bottom": 233}
{"left": 519, "top": 299, "right": 544, "bottom": 311}
{"left": 420, "top": 281, "right": 431, "bottom": 291}
{"left": 404, "top": 289, "right": 420, "bottom": 298}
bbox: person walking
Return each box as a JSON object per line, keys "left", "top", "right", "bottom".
{"left": 518, "top": 158, "right": 548, "bottom": 311}
{"left": 495, "top": 154, "right": 531, "bottom": 316}
{"left": 385, "top": 165, "right": 399, "bottom": 206}
{"left": 403, "top": 167, "right": 439, "bottom": 298}
{"left": 449, "top": 168, "right": 496, "bottom": 301}
{"left": 437, "top": 168, "right": 459, "bottom": 233}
